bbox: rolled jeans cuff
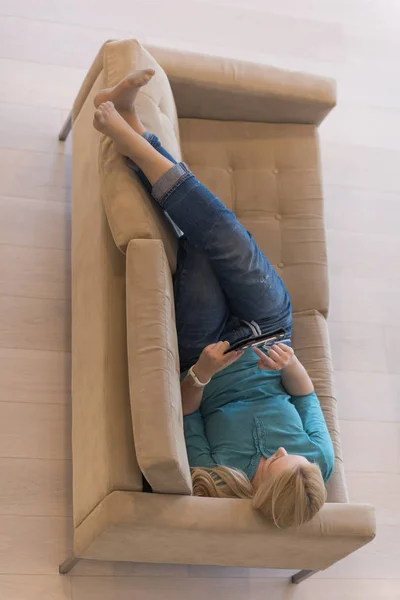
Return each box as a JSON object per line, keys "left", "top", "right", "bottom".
{"left": 142, "top": 130, "right": 155, "bottom": 143}
{"left": 152, "top": 162, "right": 192, "bottom": 204}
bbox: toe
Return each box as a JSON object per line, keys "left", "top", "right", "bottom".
{"left": 127, "top": 69, "right": 155, "bottom": 87}
{"left": 93, "top": 92, "right": 104, "bottom": 108}
{"left": 143, "top": 68, "right": 155, "bottom": 81}
{"left": 97, "top": 101, "right": 110, "bottom": 116}
{"left": 94, "top": 108, "right": 104, "bottom": 122}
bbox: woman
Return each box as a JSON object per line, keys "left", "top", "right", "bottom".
{"left": 93, "top": 69, "right": 335, "bottom": 528}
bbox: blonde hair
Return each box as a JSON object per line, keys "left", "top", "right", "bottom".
{"left": 191, "top": 462, "right": 326, "bottom": 528}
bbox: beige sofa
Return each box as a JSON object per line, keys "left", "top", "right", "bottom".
{"left": 59, "top": 40, "right": 375, "bottom": 583}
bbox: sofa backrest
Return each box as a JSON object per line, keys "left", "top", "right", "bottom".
{"left": 179, "top": 117, "right": 329, "bottom": 315}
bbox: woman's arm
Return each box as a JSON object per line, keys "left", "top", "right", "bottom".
{"left": 280, "top": 355, "right": 314, "bottom": 396}
{"left": 253, "top": 343, "right": 334, "bottom": 480}
{"left": 253, "top": 343, "right": 314, "bottom": 396}
{"left": 181, "top": 341, "right": 244, "bottom": 416}
{"left": 290, "top": 391, "right": 335, "bottom": 481}
{"left": 181, "top": 369, "right": 207, "bottom": 416}
{"left": 183, "top": 410, "right": 215, "bottom": 468}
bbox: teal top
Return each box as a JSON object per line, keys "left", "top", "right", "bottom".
{"left": 182, "top": 347, "right": 334, "bottom": 482}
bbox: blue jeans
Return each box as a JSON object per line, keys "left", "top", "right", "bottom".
{"left": 126, "top": 132, "right": 292, "bottom": 373}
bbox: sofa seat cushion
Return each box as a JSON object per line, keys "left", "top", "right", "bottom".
{"left": 100, "top": 40, "right": 181, "bottom": 271}
{"left": 126, "top": 238, "right": 192, "bottom": 495}
{"left": 179, "top": 118, "right": 329, "bottom": 316}
{"left": 125, "top": 239, "right": 346, "bottom": 502}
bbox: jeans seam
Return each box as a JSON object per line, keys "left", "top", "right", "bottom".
{"left": 174, "top": 243, "right": 188, "bottom": 323}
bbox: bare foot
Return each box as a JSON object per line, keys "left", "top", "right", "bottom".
{"left": 94, "top": 69, "right": 155, "bottom": 112}
{"left": 94, "top": 101, "right": 178, "bottom": 187}
{"left": 93, "top": 101, "right": 141, "bottom": 156}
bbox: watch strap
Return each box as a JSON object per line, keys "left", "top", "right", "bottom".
{"left": 188, "top": 365, "right": 211, "bottom": 387}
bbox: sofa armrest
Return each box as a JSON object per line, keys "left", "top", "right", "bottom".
{"left": 75, "top": 491, "right": 376, "bottom": 571}
{"left": 126, "top": 239, "right": 192, "bottom": 495}
{"left": 146, "top": 45, "right": 336, "bottom": 126}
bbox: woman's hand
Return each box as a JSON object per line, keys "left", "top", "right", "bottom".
{"left": 194, "top": 341, "right": 244, "bottom": 382}
{"left": 253, "top": 343, "right": 295, "bottom": 371}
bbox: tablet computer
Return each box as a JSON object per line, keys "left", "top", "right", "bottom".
{"left": 224, "top": 328, "right": 290, "bottom": 354}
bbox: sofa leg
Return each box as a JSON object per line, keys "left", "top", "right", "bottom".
{"left": 59, "top": 555, "right": 80, "bottom": 574}
{"left": 59, "top": 111, "right": 72, "bottom": 141}
{"left": 291, "top": 569, "right": 318, "bottom": 584}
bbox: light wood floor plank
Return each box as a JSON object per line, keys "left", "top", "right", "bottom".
{"left": 346, "top": 472, "right": 400, "bottom": 526}
{"left": 252, "top": 577, "right": 400, "bottom": 599}
{"left": 0, "top": 102, "right": 69, "bottom": 154}
{"left": 340, "top": 420, "right": 400, "bottom": 473}
{"left": 328, "top": 321, "right": 388, "bottom": 373}
{"left": 0, "top": 575, "right": 71, "bottom": 600}
{"left": 0, "top": 58, "right": 85, "bottom": 110}
{"left": 329, "top": 275, "right": 400, "bottom": 326}
{"left": 71, "top": 575, "right": 252, "bottom": 600}
{"left": 320, "top": 103, "right": 400, "bottom": 151}
{"left": 0, "top": 0, "right": 143, "bottom": 31}
{"left": 0, "top": 245, "right": 70, "bottom": 300}
{"left": 0, "top": 15, "right": 128, "bottom": 69}
{"left": 337, "top": 62, "right": 400, "bottom": 111}
{"left": 327, "top": 229, "right": 400, "bottom": 280}
{"left": 325, "top": 185, "right": 400, "bottom": 237}
{"left": 384, "top": 326, "right": 400, "bottom": 374}
{"left": 0, "top": 348, "right": 70, "bottom": 404}
{"left": 0, "top": 196, "right": 70, "bottom": 250}
{"left": 0, "top": 402, "right": 71, "bottom": 460}
{"left": 0, "top": 296, "right": 70, "bottom": 352}
{"left": 164, "top": 3, "right": 343, "bottom": 62}
{"left": 343, "top": 19, "right": 400, "bottom": 65}
{"left": 316, "top": 525, "right": 400, "bottom": 580}
{"left": 0, "top": 4, "right": 343, "bottom": 63}
{"left": 0, "top": 458, "right": 72, "bottom": 516}
{"left": 70, "top": 574, "right": 400, "bottom": 600}
{"left": 0, "top": 515, "right": 72, "bottom": 575}
{"left": 322, "top": 141, "right": 400, "bottom": 193}
{"left": 335, "top": 371, "right": 400, "bottom": 422}
{"left": 205, "top": 0, "right": 400, "bottom": 30}
{"left": 0, "top": 148, "right": 70, "bottom": 203}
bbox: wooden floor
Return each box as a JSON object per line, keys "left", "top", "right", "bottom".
{"left": 0, "top": 1, "right": 399, "bottom": 598}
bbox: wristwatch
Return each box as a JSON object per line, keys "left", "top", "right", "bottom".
{"left": 187, "top": 365, "right": 211, "bottom": 388}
